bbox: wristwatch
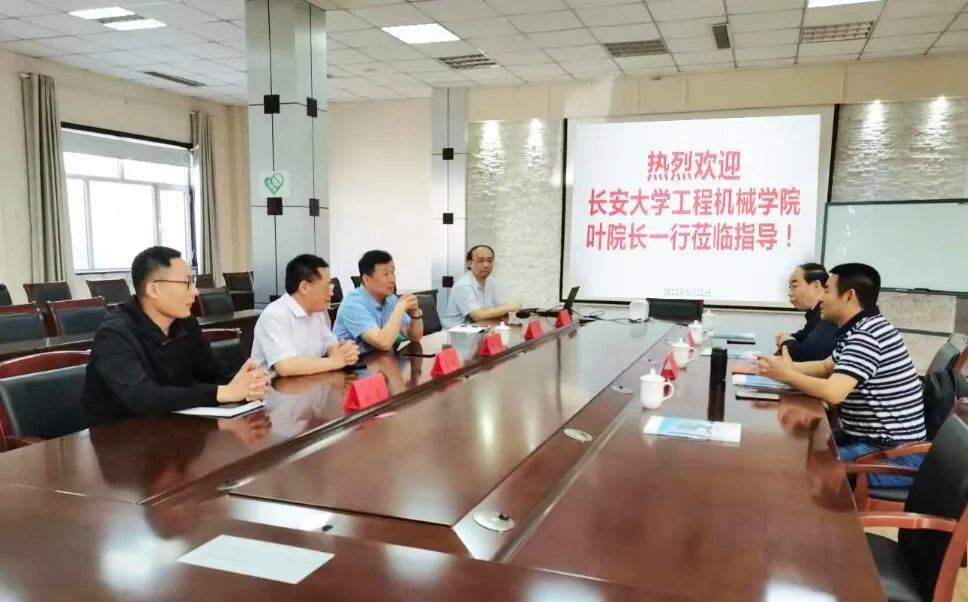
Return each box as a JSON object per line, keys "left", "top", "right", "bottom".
{"left": 410, "top": 310, "right": 423, "bottom": 319}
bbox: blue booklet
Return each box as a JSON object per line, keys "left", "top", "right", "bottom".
{"left": 643, "top": 416, "right": 742, "bottom": 443}
{"left": 731, "top": 374, "right": 793, "bottom": 391}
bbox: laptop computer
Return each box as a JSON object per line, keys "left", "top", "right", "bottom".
{"left": 534, "top": 286, "right": 580, "bottom": 318}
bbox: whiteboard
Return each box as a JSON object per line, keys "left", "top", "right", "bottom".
{"left": 823, "top": 202, "right": 968, "bottom": 292}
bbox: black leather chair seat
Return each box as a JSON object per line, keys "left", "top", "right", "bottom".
{"left": 871, "top": 487, "right": 909, "bottom": 504}
{"left": 866, "top": 533, "right": 925, "bottom": 602}
{"left": 0, "top": 364, "right": 89, "bottom": 438}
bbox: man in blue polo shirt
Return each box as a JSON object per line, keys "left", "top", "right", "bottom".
{"left": 333, "top": 250, "right": 424, "bottom": 353}
{"left": 757, "top": 263, "right": 926, "bottom": 486}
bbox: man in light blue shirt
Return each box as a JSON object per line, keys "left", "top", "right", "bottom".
{"left": 333, "top": 250, "right": 424, "bottom": 353}
{"left": 252, "top": 254, "right": 359, "bottom": 377}
{"left": 441, "top": 244, "right": 522, "bottom": 328}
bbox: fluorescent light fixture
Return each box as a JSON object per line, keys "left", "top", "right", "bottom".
{"left": 69, "top": 6, "right": 134, "bottom": 20}
{"left": 381, "top": 23, "right": 459, "bottom": 45}
{"left": 105, "top": 18, "right": 166, "bottom": 31}
{"left": 807, "top": 0, "right": 880, "bottom": 7}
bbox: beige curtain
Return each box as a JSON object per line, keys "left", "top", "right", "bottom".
{"left": 21, "top": 73, "right": 73, "bottom": 282}
{"left": 191, "top": 111, "right": 219, "bottom": 275}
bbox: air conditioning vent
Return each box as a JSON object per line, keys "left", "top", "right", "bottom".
{"left": 437, "top": 53, "right": 497, "bottom": 70}
{"left": 142, "top": 71, "right": 205, "bottom": 87}
{"left": 604, "top": 39, "right": 668, "bottom": 58}
{"left": 801, "top": 21, "right": 874, "bottom": 43}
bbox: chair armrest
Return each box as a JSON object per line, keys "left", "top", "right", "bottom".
{"left": 859, "top": 511, "right": 957, "bottom": 532}
{"left": 844, "top": 463, "right": 920, "bottom": 477}
{"left": 855, "top": 442, "right": 931, "bottom": 463}
{"left": 6, "top": 435, "right": 41, "bottom": 448}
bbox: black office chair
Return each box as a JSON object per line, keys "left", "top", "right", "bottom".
{"left": 223, "top": 272, "right": 253, "bottom": 292}
{"left": 925, "top": 334, "right": 967, "bottom": 376}
{"left": 86, "top": 279, "right": 131, "bottom": 305}
{"left": 647, "top": 299, "right": 703, "bottom": 322}
{"left": 331, "top": 278, "right": 344, "bottom": 305}
{"left": 202, "top": 329, "right": 244, "bottom": 373}
{"left": 853, "top": 415, "right": 968, "bottom": 602}
{"left": 0, "top": 304, "right": 45, "bottom": 344}
{"left": 195, "top": 273, "right": 216, "bottom": 289}
{"left": 351, "top": 276, "right": 362, "bottom": 289}
{"left": 23, "top": 281, "right": 71, "bottom": 304}
{"left": 0, "top": 284, "right": 11, "bottom": 306}
{"left": 196, "top": 288, "right": 235, "bottom": 317}
{"left": 0, "top": 351, "right": 90, "bottom": 439}
{"left": 48, "top": 298, "right": 108, "bottom": 336}
{"left": 417, "top": 294, "right": 441, "bottom": 335}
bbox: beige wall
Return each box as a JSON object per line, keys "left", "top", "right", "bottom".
{"left": 328, "top": 98, "right": 432, "bottom": 291}
{"left": 0, "top": 48, "right": 250, "bottom": 304}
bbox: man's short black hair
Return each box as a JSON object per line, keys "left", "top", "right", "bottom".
{"left": 830, "top": 263, "right": 881, "bottom": 309}
{"left": 798, "top": 262, "right": 828, "bottom": 286}
{"left": 359, "top": 250, "right": 393, "bottom": 277}
{"left": 285, "top": 254, "right": 329, "bottom": 295}
{"left": 466, "top": 244, "right": 495, "bottom": 263}
{"left": 132, "top": 246, "right": 181, "bottom": 296}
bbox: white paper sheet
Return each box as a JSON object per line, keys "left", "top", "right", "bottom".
{"left": 175, "top": 400, "right": 265, "bottom": 418}
{"left": 177, "top": 535, "right": 333, "bottom": 584}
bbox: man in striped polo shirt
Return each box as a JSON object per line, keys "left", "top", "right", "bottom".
{"left": 757, "top": 263, "right": 926, "bottom": 486}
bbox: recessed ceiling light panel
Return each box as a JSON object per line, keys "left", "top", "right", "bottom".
{"left": 69, "top": 7, "right": 134, "bottom": 20}
{"left": 105, "top": 18, "right": 166, "bottom": 31}
{"left": 382, "top": 23, "right": 459, "bottom": 45}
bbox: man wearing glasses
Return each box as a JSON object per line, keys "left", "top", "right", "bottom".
{"left": 82, "top": 246, "right": 270, "bottom": 425}
{"left": 440, "top": 244, "right": 522, "bottom": 328}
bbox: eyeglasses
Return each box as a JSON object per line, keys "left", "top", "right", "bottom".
{"left": 151, "top": 277, "right": 196, "bottom": 290}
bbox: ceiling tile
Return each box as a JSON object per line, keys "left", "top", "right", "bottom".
{"left": 559, "top": 58, "right": 620, "bottom": 74}
{"left": 528, "top": 28, "right": 596, "bottom": 47}
{"left": 132, "top": 46, "right": 206, "bottom": 63}
{"left": 343, "top": 61, "right": 403, "bottom": 77}
{"left": 180, "top": 42, "right": 241, "bottom": 59}
{"left": 928, "top": 43, "right": 968, "bottom": 53}
{"left": 591, "top": 23, "right": 661, "bottom": 43}
{"left": 950, "top": 13, "right": 968, "bottom": 31}
{"left": 728, "top": 10, "right": 802, "bottom": 33}
{"left": 20, "top": 14, "right": 105, "bottom": 35}
{"left": 468, "top": 34, "right": 536, "bottom": 52}
{"left": 545, "top": 43, "right": 608, "bottom": 61}
{"left": 0, "top": 39, "right": 59, "bottom": 56}
{"left": 657, "top": 16, "right": 724, "bottom": 38}
{"left": 36, "top": 35, "right": 108, "bottom": 53}
{"left": 170, "top": 59, "right": 239, "bottom": 78}
{"left": 509, "top": 10, "right": 582, "bottom": 33}
{"left": 564, "top": 0, "right": 640, "bottom": 7}
{"left": 333, "top": 1, "right": 405, "bottom": 11}
{"left": 443, "top": 17, "right": 517, "bottom": 38}
{"left": 647, "top": 0, "right": 725, "bottom": 21}
{"left": 392, "top": 85, "right": 433, "bottom": 98}
{"left": 89, "top": 66, "right": 154, "bottom": 80}
{"left": 223, "top": 39, "right": 247, "bottom": 52}
{"left": 328, "top": 48, "right": 376, "bottom": 64}
{"left": 326, "top": 10, "right": 371, "bottom": 31}
{"left": 414, "top": 0, "right": 496, "bottom": 21}
{"left": 796, "top": 53, "right": 859, "bottom": 64}
{"left": 414, "top": 39, "right": 480, "bottom": 56}
{"left": 485, "top": 0, "right": 568, "bottom": 15}
{"left": 736, "top": 57, "right": 795, "bottom": 67}
{"left": 372, "top": 71, "right": 423, "bottom": 85}
{"left": 86, "top": 50, "right": 154, "bottom": 67}
{"left": 575, "top": 3, "right": 652, "bottom": 27}
{"left": 329, "top": 75, "right": 378, "bottom": 88}
{"left": 413, "top": 69, "right": 472, "bottom": 83}
{"left": 734, "top": 43, "right": 797, "bottom": 60}
{"left": 678, "top": 61, "right": 734, "bottom": 72}
{"left": 462, "top": 65, "right": 518, "bottom": 81}
{"left": 215, "top": 56, "right": 247, "bottom": 70}
{"left": 53, "top": 54, "right": 114, "bottom": 70}
{"left": 872, "top": 14, "right": 952, "bottom": 36}
{"left": 614, "top": 54, "right": 675, "bottom": 70}
{"left": 675, "top": 48, "right": 734, "bottom": 65}
{"left": 329, "top": 27, "right": 401, "bottom": 47}
{"left": 935, "top": 30, "right": 968, "bottom": 46}
{"left": 184, "top": 0, "right": 245, "bottom": 21}
{"left": 797, "top": 39, "right": 866, "bottom": 57}
{"left": 350, "top": 3, "right": 428, "bottom": 26}
{"left": 862, "top": 48, "right": 929, "bottom": 59}
{"left": 731, "top": 28, "right": 800, "bottom": 48}
{"left": 865, "top": 33, "right": 939, "bottom": 51}
{"left": 0, "top": 18, "right": 56, "bottom": 39}
{"left": 130, "top": 2, "right": 220, "bottom": 27}
{"left": 507, "top": 62, "right": 566, "bottom": 76}
{"left": 486, "top": 48, "right": 551, "bottom": 64}
{"left": 881, "top": 0, "right": 966, "bottom": 19}
{"left": 0, "top": 0, "right": 56, "bottom": 17}
{"left": 180, "top": 21, "right": 245, "bottom": 42}
{"left": 386, "top": 58, "right": 449, "bottom": 72}
{"left": 360, "top": 43, "right": 426, "bottom": 60}
{"left": 803, "top": 3, "right": 884, "bottom": 27}
{"left": 664, "top": 36, "right": 718, "bottom": 53}
{"left": 726, "top": 0, "right": 803, "bottom": 14}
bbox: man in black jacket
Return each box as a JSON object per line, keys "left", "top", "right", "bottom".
{"left": 82, "top": 246, "right": 269, "bottom": 425}
{"left": 775, "top": 262, "right": 838, "bottom": 361}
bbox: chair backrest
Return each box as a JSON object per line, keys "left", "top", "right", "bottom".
{"left": 350, "top": 276, "right": 362, "bottom": 289}
{"left": 48, "top": 298, "right": 108, "bottom": 336}
{"left": 195, "top": 273, "right": 216, "bottom": 289}
{"left": 950, "top": 333, "right": 968, "bottom": 373}
{"left": 0, "top": 284, "right": 11, "bottom": 306}
{"left": 926, "top": 339, "right": 962, "bottom": 376}
{"left": 417, "top": 293, "right": 441, "bottom": 335}
{"left": 223, "top": 271, "right": 253, "bottom": 292}
{"left": 646, "top": 298, "right": 704, "bottom": 322}
{"left": 197, "top": 288, "right": 234, "bottom": 317}
{"left": 86, "top": 279, "right": 131, "bottom": 304}
{"left": 0, "top": 351, "right": 90, "bottom": 438}
{"left": 22, "top": 281, "right": 71, "bottom": 304}
{"left": 331, "top": 278, "right": 344, "bottom": 305}
{"left": 899, "top": 415, "right": 968, "bottom": 601}
{"left": 0, "top": 304, "right": 45, "bottom": 344}
{"left": 202, "top": 328, "right": 244, "bottom": 373}
{"left": 922, "top": 368, "right": 968, "bottom": 440}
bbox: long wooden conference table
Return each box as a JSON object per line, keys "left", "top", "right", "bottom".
{"left": 0, "top": 310, "right": 886, "bottom": 601}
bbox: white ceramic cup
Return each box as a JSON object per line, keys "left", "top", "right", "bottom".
{"left": 701, "top": 309, "right": 715, "bottom": 331}
{"left": 688, "top": 320, "right": 704, "bottom": 344}
{"left": 494, "top": 322, "right": 510, "bottom": 346}
{"left": 640, "top": 369, "right": 675, "bottom": 409}
{"left": 670, "top": 339, "right": 697, "bottom": 366}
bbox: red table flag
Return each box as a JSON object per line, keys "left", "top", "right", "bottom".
{"left": 342, "top": 373, "right": 390, "bottom": 412}
{"left": 430, "top": 346, "right": 462, "bottom": 377}
{"left": 523, "top": 319, "right": 545, "bottom": 340}
{"left": 660, "top": 352, "right": 680, "bottom": 381}
{"left": 479, "top": 333, "right": 506, "bottom": 358}
{"left": 555, "top": 310, "right": 572, "bottom": 328}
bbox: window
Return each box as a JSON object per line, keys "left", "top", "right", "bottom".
{"left": 62, "top": 127, "right": 196, "bottom": 272}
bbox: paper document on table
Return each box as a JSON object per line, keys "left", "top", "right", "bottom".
{"left": 643, "top": 416, "right": 742, "bottom": 444}
{"left": 710, "top": 332, "right": 757, "bottom": 342}
{"left": 175, "top": 400, "right": 265, "bottom": 418}
{"left": 700, "top": 348, "right": 763, "bottom": 360}
{"left": 177, "top": 535, "right": 333, "bottom": 584}
{"left": 449, "top": 325, "right": 485, "bottom": 334}
{"left": 731, "top": 374, "right": 794, "bottom": 391}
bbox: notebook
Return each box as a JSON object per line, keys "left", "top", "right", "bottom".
{"left": 643, "top": 416, "right": 742, "bottom": 444}
{"left": 175, "top": 400, "right": 266, "bottom": 419}
{"left": 730, "top": 374, "right": 794, "bottom": 391}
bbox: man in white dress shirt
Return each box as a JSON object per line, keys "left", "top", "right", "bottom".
{"left": 252, "top": 254, "right": 359, "bottom": 377}
{"left": 441, "top": 245, "right": 522, "bottom": 328}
